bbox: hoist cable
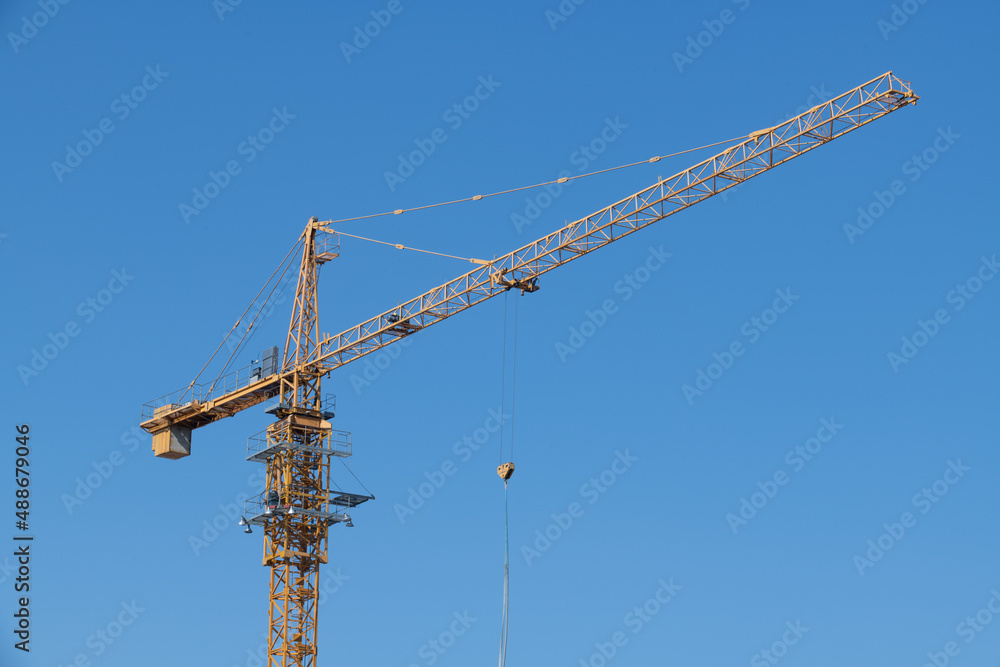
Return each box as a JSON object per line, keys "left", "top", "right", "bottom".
{"left": 498, "top": 292, "right": 509, "bottom": 467}
{"left": 498, "top": 481, "right": 510, "bottom": 667}
{"left": 510, "top": 295, "right": 519, "bottom": 464}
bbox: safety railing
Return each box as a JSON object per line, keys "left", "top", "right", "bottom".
{"left": 141, "top": 359, "right": 273, "bottom": 421}
{"left": 245, "top": 425, "right": 352, "bottom": 462}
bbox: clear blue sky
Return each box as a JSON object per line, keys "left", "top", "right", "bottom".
{"left": 2, "top": 1, "right": 999, "bottom": 666}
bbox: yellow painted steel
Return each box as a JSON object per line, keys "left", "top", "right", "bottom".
{"left": 141, "top": 72, "right": 918, "bottom": 449}
{"left": 140, "top": 72, "right": 918, "bottom": 664}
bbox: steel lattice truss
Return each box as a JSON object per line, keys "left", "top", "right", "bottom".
{"left": 140, "top": 71, "right": 917, "bottom": 445}
{"left": 140, "top": 70, "right": 918, "bottom": 667}
{"left": 262, "top": 421, "right": 329, "bottom": 667}
{"left": 307, "top": 71, "right": 917, "bottom": 375}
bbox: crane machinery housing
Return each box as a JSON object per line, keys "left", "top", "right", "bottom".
{"left": 140, "top": 71, "right": 918, "bottom": 667}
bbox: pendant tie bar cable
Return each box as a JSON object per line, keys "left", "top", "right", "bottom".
{"left": 327, "top": 135, "right": 747, "bottom": 225}
{"left": 337, "top": 230, "right": 489, "bottom": 265}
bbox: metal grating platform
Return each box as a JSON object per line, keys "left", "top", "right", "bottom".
{"left": 244, "top": 490, "right": 372, "bottom": 526}
{"left": 246, "top": 428, "right": 352, "bottom": 462}
{"left": 246, "top": 439, "right": 351, "bottom": 462}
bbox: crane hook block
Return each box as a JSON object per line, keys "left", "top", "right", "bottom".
{"left": 497, "top": 462, "right": 515, "bottom": 481}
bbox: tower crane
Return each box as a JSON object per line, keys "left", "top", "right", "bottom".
{"left": 140, "top": 72, "right": 917, "bottom": 667}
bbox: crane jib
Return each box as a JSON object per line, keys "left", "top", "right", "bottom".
{"left": 141, "top": 71, "right": 918, "bottom": 452}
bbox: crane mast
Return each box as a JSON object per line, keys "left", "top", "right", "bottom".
{"left": 256, "top": 220, "right": 350, "bottom": 666}
{"left": 139, "top": 71, "right": 918, "bottom": 666}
